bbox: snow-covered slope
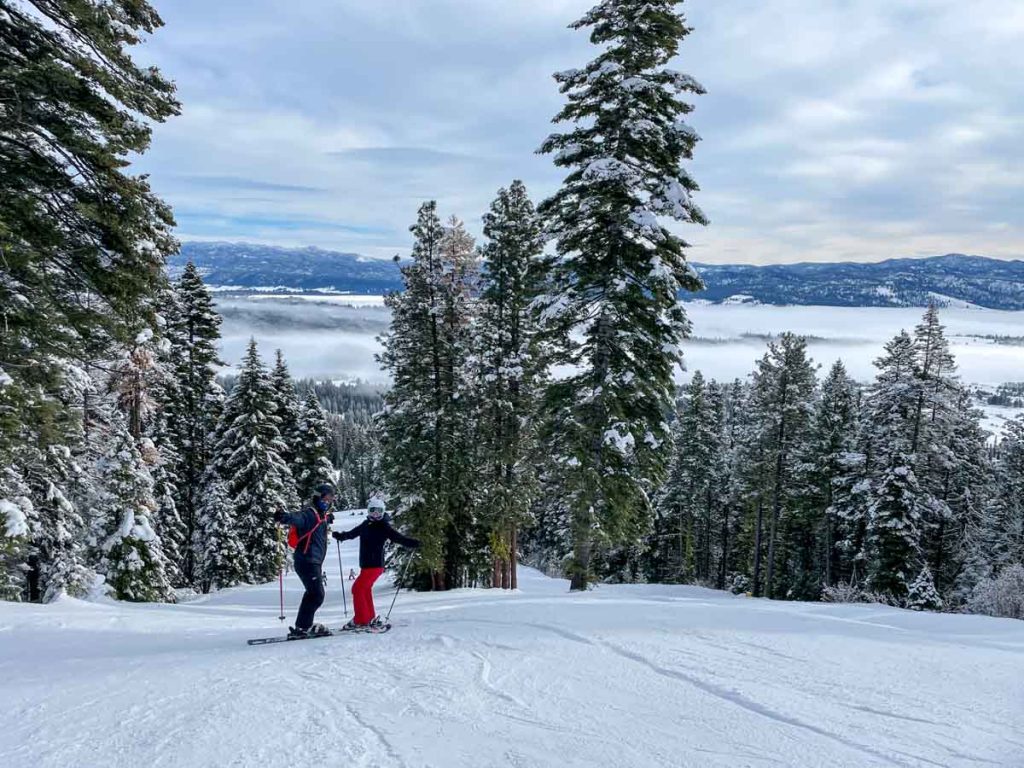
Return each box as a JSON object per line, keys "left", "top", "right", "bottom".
{"left": 2, "top": 543, "right": 1022, "bottom": 767}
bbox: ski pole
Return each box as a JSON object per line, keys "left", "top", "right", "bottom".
{"left": 276, "top": 522, "right": 286, "bottom": 622}
{"left": 385, "top": 554, "right": 414, "bottom": 622}
{"left": 336, "top": 539, "right": 348, "bottom": 617}
{"left": 278, "top": 567, "right": 285, "bottom": 622}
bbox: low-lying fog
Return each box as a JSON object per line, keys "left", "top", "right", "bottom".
{"left": 217, "top": 295, "right": 1024, "bottom": 390}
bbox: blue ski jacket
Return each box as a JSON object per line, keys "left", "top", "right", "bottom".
{"left": 278, "top": 505, "right": 334, "bottom": 566}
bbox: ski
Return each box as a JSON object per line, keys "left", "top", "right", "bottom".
{"left": 247, "top": 623, "right": 391, "bottom": 646}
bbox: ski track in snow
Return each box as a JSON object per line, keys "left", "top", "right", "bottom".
{"left": 1, "top": 545, "right": 1023, "bottom": 768}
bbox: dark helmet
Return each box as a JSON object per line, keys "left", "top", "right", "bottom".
{"left": 314, "top": 483, "right": 336, "bottom": 499}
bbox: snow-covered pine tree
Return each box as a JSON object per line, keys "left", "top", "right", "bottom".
{"left": 163, "top": 262, "right": 224, "bottom": 585}
{"left": 865, "top": 331, "right": 925, "bottom": 600}
{"left": 378, "top": 203, "right": 478, "bottom": 590}
{"left": 908, "top": 306, "right": 963, "bottom": 590}
{"left": 207, "top": 339, "right": 296, "bottom": 585}
{"left": 806, "top": 361, "right": 862, "bottom": 587}
{"left": 905, "top": 564, "right": 944, "bottom": 611}
{"left": 655, "top": 372, "right": 724, "bottom": 584}
{"left": 745, "top": 334, "right": 818, "bottom": 599}
{"left": 293, "top": 391, "right": 335, "bottom": 501}
{"left": 21, "top": 441, "right": 95, "bottom": 602}
{"left": 93, "top": 422, "right": 173, "bottom": 602}
{"left": 537, "top": 0, "right": 707, "bottom": 590}
{"left": 0, "top": 467, "right": 33, "bottom": 600}
{"left": 961, "top": 416, "right": 1024, "bottom": 595}
{"left": 470, "top": 181, "right": 546, "bottom": 589}
{"left": 196, "top": 478, "right": 247, "bottom": 591}
{"left": 866, "top": 459, "right": 924, "bottom": 600}
{"left": 270, "top": 350, "right": 302, "bottom": 481}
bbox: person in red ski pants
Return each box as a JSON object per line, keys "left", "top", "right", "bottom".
{"left": 332, "top": 497, "right": 419, "bottom": 628}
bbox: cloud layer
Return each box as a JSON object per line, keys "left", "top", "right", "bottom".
{"left": 136, "top": 0, "right": 1024, "bottom": 263}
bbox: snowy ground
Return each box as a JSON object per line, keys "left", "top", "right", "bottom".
{"left": 2, "top": 539, "right": 1023, "bottom": 768}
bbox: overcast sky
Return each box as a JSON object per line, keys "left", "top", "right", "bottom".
{"left": 135, "top": 0, "right": 1024, "bottom": 264}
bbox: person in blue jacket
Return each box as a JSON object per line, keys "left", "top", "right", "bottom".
{"left": 274, "top": 483, "right": 335, "bottom": 638}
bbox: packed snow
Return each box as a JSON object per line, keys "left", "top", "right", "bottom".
{"left": 1, "top": 541, "right": 1022, "bottom": 768}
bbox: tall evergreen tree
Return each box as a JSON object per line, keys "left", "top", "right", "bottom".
{"left": 806, "top": 361, "right": 861, "bottom": 587}
{"left": 378, "top": 202, "right": 478, "bottom": 590}
{"left": 164, "top": 263, "right": 224, "bottom": 584}
{"left": 746, "top": 334, "right": 818, "bottom": 598}
{"left": 0, "top": 0, "right": 179, "bottom": 449}
{"left": 470, "top": 181, "right": 546, "bottom": 589}
{"left": 207, "top": 340, "right": 295, "bottom": 585}
{"left": 270, "top": 350, "right": 302, "bottom": 478}
{"left": 656, "top": 372, "right": 725, "bottom": 584}
{"left": 537, "top": 0, "right": 707, "bottom": 590}
{"left": 293, "top": 391, "right": 335, "bottom": 501}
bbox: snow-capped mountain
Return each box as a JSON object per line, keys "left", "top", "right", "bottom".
{"left": 171, "top": 243, "right": 1024, "bottom": 309}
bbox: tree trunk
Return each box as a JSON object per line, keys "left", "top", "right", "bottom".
{"left": 492, "top": 556, "right": 503, "bottom": 589}
{"left": 718, "top": 505, "right": 730, "bottom": 590}
{"left": 510, "top": 525, "right": 518, "bottom": 590}
{"left": 752, "top": 498, "right": 765, "bottom": 596}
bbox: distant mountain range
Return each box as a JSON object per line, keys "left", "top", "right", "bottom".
{"left": 171, "top": 242, "right": 1024, "bottom": 310}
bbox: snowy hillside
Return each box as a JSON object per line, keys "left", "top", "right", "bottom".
{"left": 2, "top": 542, "right": 1022, "bottom": 768}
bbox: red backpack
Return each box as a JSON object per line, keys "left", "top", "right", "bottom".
{"left": 287, "top": 509, "right": 327, "bottom": 554}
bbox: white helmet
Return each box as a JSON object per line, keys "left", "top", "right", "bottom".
{"left": 367, "top": 497, "right": 386, "bottom": 520}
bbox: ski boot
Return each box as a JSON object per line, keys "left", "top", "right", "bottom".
{"left": 341, "top": 619, "right": 360, "bottom": 632}
{"left": 287, "top": 626, "right": 308, "bottom": 640}
{"left": 369, "top": 615, "right": 387, "bottom": 629}
{"left": 308, "top": 623, "right": 331, "bottom": 637}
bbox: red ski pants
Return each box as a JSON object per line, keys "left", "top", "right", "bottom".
{"left": 352, "top": 567, "right": 384, "bottom": 625}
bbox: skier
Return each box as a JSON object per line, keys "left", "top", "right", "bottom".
{"left": 348, "top": 568, "right": 357, "bottom": 581}
{"left": 332, "top": 497, "right": 419, "bottom": 628}
{"left": 274, "top": 483, "right": 336, "bottom": 639}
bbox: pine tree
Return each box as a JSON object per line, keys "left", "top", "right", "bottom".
{"left": 293, "top": 391, "right": 335, "bottom": 501}
{"left": 656, "top": 372, "right": 725, "bottom": 584}
{"left": 207, "top": 340, "right": 295, "bottom": 585}
{"left": 22, "top": 443, "right": 95, "bottom": 602}
{"left": 866, "top": 460, "right": 923, "bottom": 600}
{"left": 270, "top": 350, "right": 302, "bottom": 478}
{"left": 378, "top": 202, "right": 478, "bottom": 590}
{"left": 196, "top": 479, "right": 246, "bottom": 590}
{"left": 93, "top": 423, "right": 173, "bottom": 603}
{"left": 0, "top": 467, "right": 33, "bottom": 600}
{"left": 906, "top": 565, "right": 944, "bottom": 611}
{"left": 807, "top": 361, "right": 861, "bottom": 587}
{"left": 909, "top": 306, "right": 963, "bottom": 590}
{"left": 470, "top": 181, "right": 546, "bottom": 589}
{"left": 746, "top": 334, "right": 818, "bottom": 598}
{"left": 164, "top": 263, "right": 224, "bottom": 584}
{"left": 537, "top": 0, "right": 707, "bottom": 590}
{"left": 961, "top": 416, "right": 1024, "bottom": 593}
{"left": 0, "top": 0, "right": 179, "bottom": 450}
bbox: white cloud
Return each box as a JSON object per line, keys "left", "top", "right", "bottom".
{"left": 136, "top": 0, "right": 1024, "bottom": 264}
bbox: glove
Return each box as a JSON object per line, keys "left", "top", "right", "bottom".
{"left": 332, "top": 531, "right": 345, "bottom": 542}
{"left": 273, "top": 510, "right": 286, "bottom": 524}
{"left": 326, "top": 512, "right": 335, "bottom": 525}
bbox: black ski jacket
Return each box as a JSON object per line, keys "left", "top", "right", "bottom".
{"left": 279, "top": 506, "right": 333, "bottom": 566}
{"left": 333, "top": 519, "right": 419, "bottom": 568}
